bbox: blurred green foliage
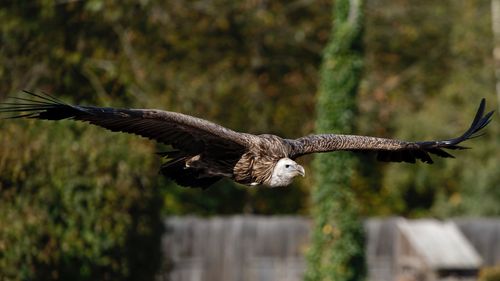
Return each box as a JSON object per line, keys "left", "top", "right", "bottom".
{"left": 0, "top": 0, "right": 331, "bottom": 279}
{"left": 358, "top": 0, "right": 500, "bottom": 217}
{"left": 0, "top": 0, "right": 333, "bottom": 216}
{"left": 305, "top": 0, "right": 365, "bottom": 280}
{"left": 0, "top": 122, "right": 163, "bottom": 280}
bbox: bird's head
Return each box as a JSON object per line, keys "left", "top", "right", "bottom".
{"left": 268, "top": 158, "right": 305, "bottom": 187}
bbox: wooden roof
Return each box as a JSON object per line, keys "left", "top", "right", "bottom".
{"left": 397, "top": 219, "right": 483, "bottom": 269}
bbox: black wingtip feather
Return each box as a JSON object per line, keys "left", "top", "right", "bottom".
{"left": 376, "top": 99, "right": 492, "bottom": 165}
{"left": 0, "top": 90, "right": 85, "bottom": 120}
{"left": 22, "top": 90, "right": 65, "bottom": 105}
{"left": 413, "top": 98, "right": 493, "bottom": 163}
{"left": 449, "top": 100, "right": 493, "bottom": 146}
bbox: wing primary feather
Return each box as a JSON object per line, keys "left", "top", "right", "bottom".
{"left": 21, "top": 90, "right": 66, "bottom": 105}
{"left": 417, "top": 99, "right": 493, "bottom": 149}
{"left": 4, "top": 113, "right": 40, "bottom": 119}
{"left": 8, "top": 98, "right": 49, "bottom": 105}
{"left": 0, "top": 106, "right": 54, "bottom": 111}
{"left": 40, "top": 91, "right": 68, "bottom": 104}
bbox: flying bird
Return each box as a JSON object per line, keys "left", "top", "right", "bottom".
{"left": 0, "top": 91, "right": 494, "bottom": 189}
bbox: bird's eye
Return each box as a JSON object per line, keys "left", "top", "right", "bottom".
{"left": 285, "top": 164, "right": 290, "bottom": 168}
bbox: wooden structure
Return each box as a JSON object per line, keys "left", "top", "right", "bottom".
{"left": 159, "top": 216, "right": 310, "bottom": 281}
{"left": 395, "top": 219, "right": 482, "bottom": 281}
{"left": 454, "top": 218, "right": 500, "bottom": 268}
{"left": 158, "top": 216, "right": 499, "bottom": 281}
{"left": 365, "top": 218, "right": 399, "bottom": 281}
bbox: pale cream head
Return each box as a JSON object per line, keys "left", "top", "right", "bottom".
{"left": 268, "top": 158, "right": 305, "bottom": 187}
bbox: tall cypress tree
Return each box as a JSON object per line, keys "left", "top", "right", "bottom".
{"left": 305, "top": 0, "right": 366, "bottom": 280}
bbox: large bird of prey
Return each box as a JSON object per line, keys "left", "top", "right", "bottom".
{"left": 0, "top": 91, "right": 494, "bottom": 189}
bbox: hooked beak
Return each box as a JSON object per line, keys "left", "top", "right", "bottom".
{"left": 296, "top": 165, "right": 305, "bottom": 177}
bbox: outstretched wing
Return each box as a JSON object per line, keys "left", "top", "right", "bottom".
{"left": 288, "top": 99, "right": 494, "bottom": 164}
{"left": 0, "top": 91, "right": 252, "bottom": 156}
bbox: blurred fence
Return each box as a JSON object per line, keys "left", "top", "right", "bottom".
{"left": 157, "top": 216, "right": 500, "bottom": 281}
{"left": 158, "top": 216, "right": 310, "bottom": 281}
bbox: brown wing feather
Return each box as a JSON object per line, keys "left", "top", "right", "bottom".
{"left": 288, "top": 99, "right": 494, "bottom": 164}
{"left": 0, "top": 91, "right": 253, "bottom": 156}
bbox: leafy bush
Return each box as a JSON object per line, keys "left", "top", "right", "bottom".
{"left": 0, "top": 122, "right": 163, "bottom": 280}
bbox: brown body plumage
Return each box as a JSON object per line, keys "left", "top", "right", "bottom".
{"left": 233, "top": 134, "right": 290, "bottom": 185}
{"left": 0, "top": 91, "right": 494, "bottom": 189}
